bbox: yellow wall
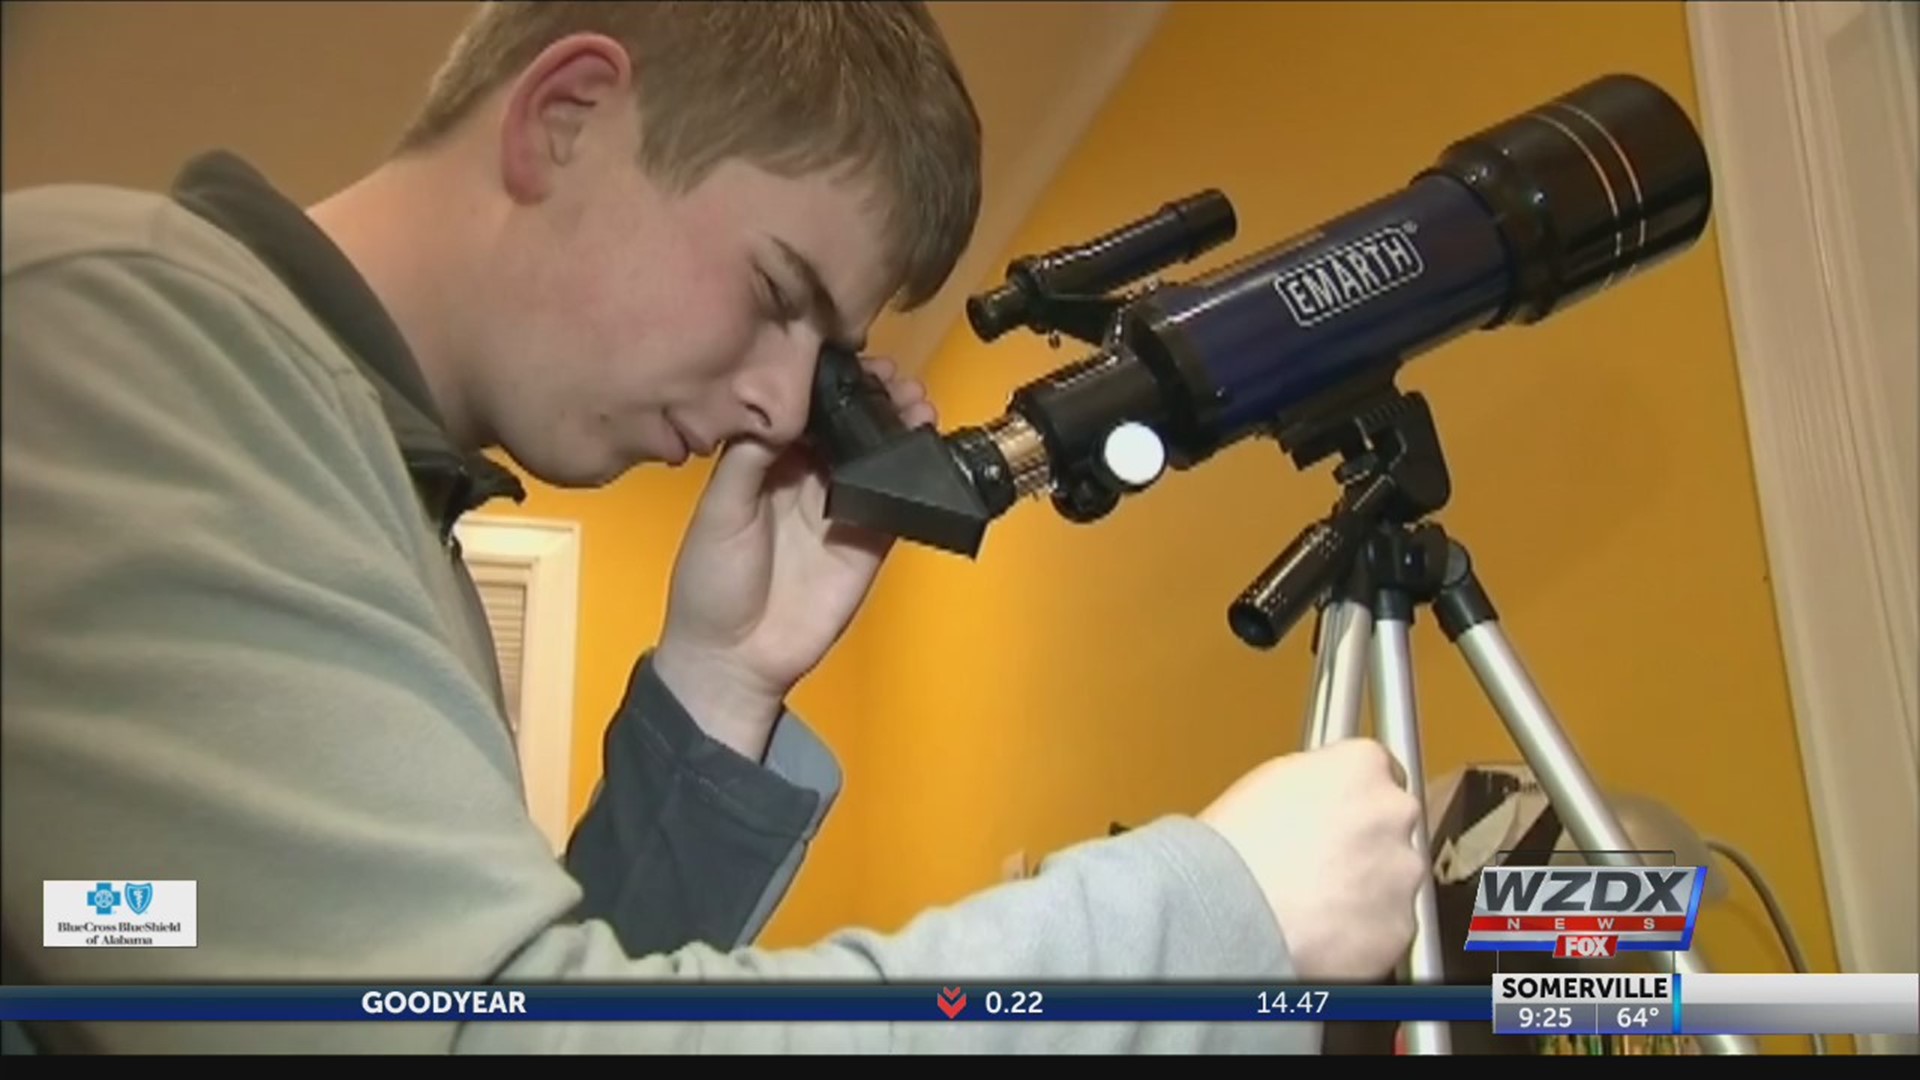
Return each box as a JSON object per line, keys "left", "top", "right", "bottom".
{"left": 852, "top": 0, "right": 1842, "bottom": 1051}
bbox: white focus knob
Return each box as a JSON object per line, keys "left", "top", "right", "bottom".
{"left": 1101, "top": 421, "right": 1166, "bottom": 490}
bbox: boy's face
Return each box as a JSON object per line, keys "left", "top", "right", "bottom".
{"left": 474, "top": 42, "right": 900, "bottom": 488}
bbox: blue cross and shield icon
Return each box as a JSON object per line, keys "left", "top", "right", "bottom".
{"left": 90, "top": 882, "right": 155, "bottom": 915}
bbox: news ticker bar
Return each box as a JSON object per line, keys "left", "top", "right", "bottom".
{"left": 0, "top": 976, "right": 1912, "bottom": 1034}
{"left": 0, "top": 984, "right": 1468, "bottom": 1024}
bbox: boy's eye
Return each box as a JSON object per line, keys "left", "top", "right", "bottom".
{"left": 759, "top": 271, "right": 797, "bottom": 321}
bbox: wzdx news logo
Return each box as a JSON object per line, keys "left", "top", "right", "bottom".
{"left": 1465, "top": 864, "right": 1706, "bottom": 959}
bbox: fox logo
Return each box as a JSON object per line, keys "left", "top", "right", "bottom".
{"left": 1555, "top": 935, "right": 1618, "bottom": 959}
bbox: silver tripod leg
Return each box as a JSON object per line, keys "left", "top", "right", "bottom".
{"left": 1304, "top": 596, "right": 1452, "bottom": 1054}
{"left": 1304, "top": 598, "right": 1373, "bottom": 748}
{"left": 1370, "top": 610, "right": 1451, "bottom": 1055}
{"left": 1297, "top": 596, "right": 1372, "bottom": 1059}
{"left": 1454, "top": 619, "right": 1758, "bottom": 1057}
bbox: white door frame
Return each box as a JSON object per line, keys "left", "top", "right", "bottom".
{"left": 453, "top": 515, "right": 583, "bottom": 856}
{"left": 1686, "top": 0, "right": 1917, "bottom": 1050}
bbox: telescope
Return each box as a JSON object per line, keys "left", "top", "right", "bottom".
{"left": 807, "top": 71, "right": 1712, "bottom": 649}
{"left": 810, "top": 69, "right": 1758, "bottom": 1053}
{"left": 809, "top": 73, "right": 1753, "bottom": 1056}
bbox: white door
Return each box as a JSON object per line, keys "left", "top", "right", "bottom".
{"left": 1689, "top": 0, "right": 1918, "bottom": 1054}
{"left": 454, "top": 516, "right": 583, "bottom": 856}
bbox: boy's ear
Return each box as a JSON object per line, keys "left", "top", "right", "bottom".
{"left": 497, "top": 32, "right": 632, "bottom": 204}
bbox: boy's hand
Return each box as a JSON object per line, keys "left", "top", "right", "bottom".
{"left": 654, "top": 357, "right": 933, "bottom": 761}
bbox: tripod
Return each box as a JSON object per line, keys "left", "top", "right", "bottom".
{"left": 1227, "top": 390, "right": 1755, "bottom": 1056}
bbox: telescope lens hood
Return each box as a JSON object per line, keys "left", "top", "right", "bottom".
{"left": 1428, "top": 73, "right": 1713, "bottom": 324}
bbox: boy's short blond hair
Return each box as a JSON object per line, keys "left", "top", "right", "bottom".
{"left": 397, "top": 1, "right": 982, "bottom": 311}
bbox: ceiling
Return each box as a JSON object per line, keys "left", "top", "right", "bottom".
{"left": 873, "top": 1, "right": 1170, "bottom": 370}
{"left": 1, "top": 0, "right": 1169, "bottom": 374}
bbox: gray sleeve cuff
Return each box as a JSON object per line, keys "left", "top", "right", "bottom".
{"left": 762, "top": 708, "right": 842, "bottom": 830}
{"left": 561, "top": 653, "right": 844, "bottom": 954}
{"left": 730, "top": 706, "right": 841, "bottom": 945}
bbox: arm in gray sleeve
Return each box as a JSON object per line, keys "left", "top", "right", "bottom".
{"left": 0, "top": 245, "right": 1309, "bottom": 1055}
{"left": 563, "top": 652, "right": 841, "bottom": 954}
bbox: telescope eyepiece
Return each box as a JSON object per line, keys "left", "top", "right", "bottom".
{"left": 966, "top": 280, "right": 1031, "bottom": 342}
{"left": 1428, "top": 73, "right": 1712, "bottom": 325}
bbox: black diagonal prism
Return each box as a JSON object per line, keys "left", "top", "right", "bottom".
{"left": 822, "top": 426, "right": 993, "bottom": 559}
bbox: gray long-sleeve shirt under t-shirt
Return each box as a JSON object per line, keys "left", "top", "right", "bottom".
{"left": 0, "top": 152, "right": 1316, "bottom": 1054}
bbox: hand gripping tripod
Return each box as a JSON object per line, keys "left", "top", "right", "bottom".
{"left": 1225, "top": 389, "right": 1754, "bottom": 1056}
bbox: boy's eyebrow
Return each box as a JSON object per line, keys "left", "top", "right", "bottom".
{"left": 775, "top": 239, "right": 866, "bottom": 353}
